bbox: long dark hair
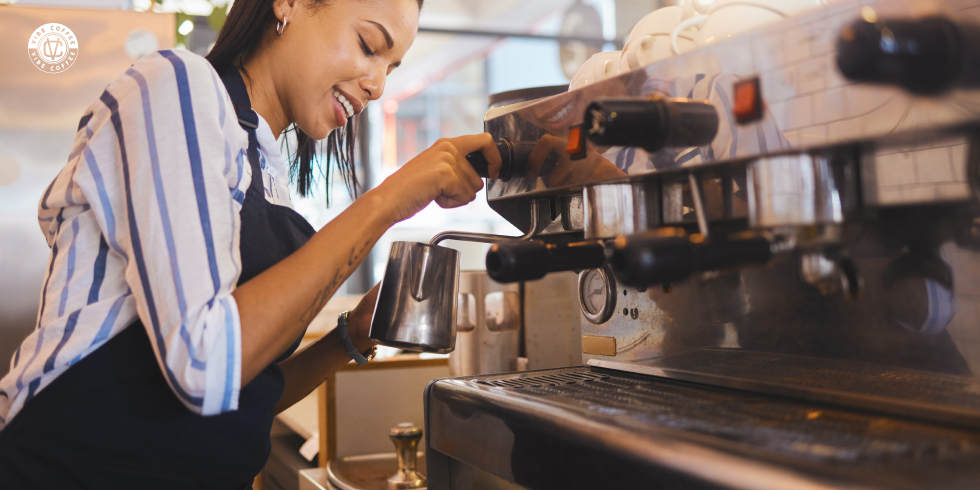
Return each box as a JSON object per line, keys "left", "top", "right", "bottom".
{"left": 206, "top": 0, "right": 423, "bottom": 203}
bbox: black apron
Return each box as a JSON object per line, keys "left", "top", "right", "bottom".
{"left": 0, "top": 64, "right": 315, "bottom": 489}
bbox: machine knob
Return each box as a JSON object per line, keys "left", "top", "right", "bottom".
{"left": 582, "top": 96, "right": 719, "bottom": 152}
{"left": 837, "top": 17, "right": 980, "bottom": 94}
{"left": 486, "top": 240, "right": 607, "bottom": 283}
{"left": 466, "top": 139, "right": 559, "bottom": 181}
{"left": 610, "top": 233, "right": 771, "bottom": 287}
{"left": 388, "top": 423, "right": 426, "bottom": 490}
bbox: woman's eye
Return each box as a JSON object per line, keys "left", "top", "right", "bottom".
{"left": 358, "top": 35, "right": 374, "bottom": 56}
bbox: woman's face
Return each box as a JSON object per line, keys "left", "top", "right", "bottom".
{"left": 274, "top": 0, "right": 419, "bottom": 138}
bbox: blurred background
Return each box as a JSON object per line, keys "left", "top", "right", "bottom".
{"left": 0, "top": 0, "right": 668, "bottom": 377}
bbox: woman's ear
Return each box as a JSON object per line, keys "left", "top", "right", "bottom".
{"left": 273, "top": 0, "right": 301, "bottom": 23}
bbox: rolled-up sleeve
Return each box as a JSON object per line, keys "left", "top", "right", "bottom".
{"left": 73, "top": 50, "right": 250, "bottom": 415}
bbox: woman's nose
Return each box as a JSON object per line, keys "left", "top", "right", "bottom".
{"left": 361, "top": 64, "right": 386, "bottom": 101}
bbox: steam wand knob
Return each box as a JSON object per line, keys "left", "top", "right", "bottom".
{"left": 837, "top": 16, "right": 980, "bottom": 94}
{"left": 583, "top": 96, "right": 719, "bottom": 152}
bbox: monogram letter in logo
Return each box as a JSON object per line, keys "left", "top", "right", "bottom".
{"left": 28, "top": 23, "right": 79, "bottom": 74}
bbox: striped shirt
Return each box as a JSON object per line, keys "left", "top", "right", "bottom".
{"left": 0, "top": 49, "right": 294, "bottom": 429}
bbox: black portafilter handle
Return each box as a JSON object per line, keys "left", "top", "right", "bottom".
{"left": 583, "top": 97, "right": 719, "bottom": 153}
{"left": 836, "top": 17, "right": 980, "bottom": 95}
{"left": 610, "top": 233, "right": 772, "bottom": 287}
{"left": 486, "top": 240, "right": 607, "bottom": 283}
{"left": 466, "top": 139, "right": 559, "bottom": 181}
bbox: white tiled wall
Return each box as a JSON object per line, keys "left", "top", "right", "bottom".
{"left": 872, "top": 138, "right": 971, "bottom": 205}
{"left": 640, "top": 0, "right": 980, "bottom": 207}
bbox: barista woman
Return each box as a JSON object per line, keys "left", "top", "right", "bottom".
{"left": 0, "top": 0, "right": 500, "bottom": 486}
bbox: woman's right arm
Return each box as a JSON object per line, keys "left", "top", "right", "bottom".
{"left": 233, "top": 134, "right": 502, "bottom": 386}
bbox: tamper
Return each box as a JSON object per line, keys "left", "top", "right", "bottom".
{"left": 387, "top": 423, "right": 426, "bottom": 490}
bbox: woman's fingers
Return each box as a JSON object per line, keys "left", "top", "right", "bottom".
{"left": 430, "top": 135, "right": 502, "bottom": 209}
{"left": 427, "top": 140, "right": 476, "bottom": 203}
{"left": 383, "top": 133, "right": 503, "bottom": 219}
{"left": 453, "top": 133, "right": 502, "bottom": 180}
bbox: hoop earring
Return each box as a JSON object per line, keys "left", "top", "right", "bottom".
{"left": 276, "top": 16, "right": 288, "bottom": 36}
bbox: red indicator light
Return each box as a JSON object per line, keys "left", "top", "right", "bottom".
{"left": 733, "top": 77, "right": 763, "bottom": 124}
{"left": 566, "top": 125, "right": 586, "bottom": 159}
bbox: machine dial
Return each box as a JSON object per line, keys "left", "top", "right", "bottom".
{"left": 578, "top": 267, "right": 616, "bottom": 324}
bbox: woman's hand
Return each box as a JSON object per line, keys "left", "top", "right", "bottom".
{"left": 348, "top": 282, "right": 380, "bottom": 352}
{"left": 375, "top": 133, "right": 502, "bottom": 224}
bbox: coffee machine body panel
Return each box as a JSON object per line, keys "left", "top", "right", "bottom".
{"left": 484, "top": 0, "right": 980, "bottom": 210}
{"left": 477, "top": 0, "right": 980, "bottom": 430}
{"left": 425, "top": 1, "right": 980, "bottom": 488}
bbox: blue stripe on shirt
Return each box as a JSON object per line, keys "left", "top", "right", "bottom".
{"left": 88, "top": 236, "right": 109, "bottom": 304}
{"left": 42, "top": 309, "right": 81, "bottom": 377}
{"left": 126, "top": 67, "right": 206, "bottom": 371}
{"left": 26, "top": 378, "right": 40, "bottom": 401}
{"left": 224, "top": 142, "right": 232, "bottom": 177}
{"left": 100, "top": 89, "right": 203, "bottom": 408}
{"left": 39, "top": 176, "right": 57, "bottom": 211}
{"left": 84, "top": 140, "right": 127, "bottom": 261}
{"left": 58, "top": 219, "right": 80, "bottom": 317}
{"left": 77, "top": 112, "right": 93, "bottom": 131}
{"left": 160, "top": 50, "right": 222, "bottom": 298}
{"left": 231, "top": 150, "right": 246, "bottom": 205}
{"left": 70, "top": 293, "right": 126, "bottom": 367}
{"left": 221, "top": 297, "right": 235, "bottom": 412}
{"left": 44, "top": 232, "right": 111, "bottom": 376}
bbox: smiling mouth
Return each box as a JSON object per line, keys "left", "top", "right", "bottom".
{"left": 333, "top": 89, "right": 354, "bottom": 119}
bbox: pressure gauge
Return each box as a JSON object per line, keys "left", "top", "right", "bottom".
{"left": 578, "top": 267, "right": 616, "bottom": 324}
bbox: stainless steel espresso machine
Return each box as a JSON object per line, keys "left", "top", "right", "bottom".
{"left": 423, "top": 0, "right": 980, "bottom": 488}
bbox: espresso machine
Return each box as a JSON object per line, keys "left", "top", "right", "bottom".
{"left": 422, "top": 0, "right": 980, "bottom": 488}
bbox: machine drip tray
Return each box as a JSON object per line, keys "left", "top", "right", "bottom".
{"left": 471, "top": 368, "right": 979, "bottom": 465}
{"left": 429, "top": 366, "right": 980, "bottom": 489}
{"left": 589, "top": 348, "right": 980, "bottom": 429}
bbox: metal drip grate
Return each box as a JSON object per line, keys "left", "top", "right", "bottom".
{"left": 653, "top": 349, "right": 980, "bottom": 408}
{"left": 592, "top": 349, "right": 980, "bottom": 429}
{"left": 468, "top": 367, "right": 980, "bottom": 465}
{"left": 476, "top": 371, "right": 610, "bottom": 389}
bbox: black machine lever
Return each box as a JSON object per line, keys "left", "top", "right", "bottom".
{"left": 486, "top": 240, "right": 607, "bottom": 283}
{"left": 466, "top": 139, "right": 559, "bottom": 181}
{"left": 836, "top": 16, "right": 980, "bottom": 94}
{"left": 610, "top": 233, "right": 771, "bottom": 287}
{"left": 582, "top": 96, "right": 719, "bottom": 152}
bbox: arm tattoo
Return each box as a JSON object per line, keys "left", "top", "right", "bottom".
{"left": 348, "top": 240, "right": 372, "bottom": 266}
{"left": 300, "top": 240, "right": 373, "bottom": 324}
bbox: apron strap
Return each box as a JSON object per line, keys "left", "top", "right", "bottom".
{"left": 217, "top": 64, "right": 265, "bottom": 197}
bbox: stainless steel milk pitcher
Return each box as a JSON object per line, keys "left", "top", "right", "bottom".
{"left": 370, "top": 241, "right": 461, "bottom": 353}
{"left": 370, "top": 201, "right": 546, "bottom": 353}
